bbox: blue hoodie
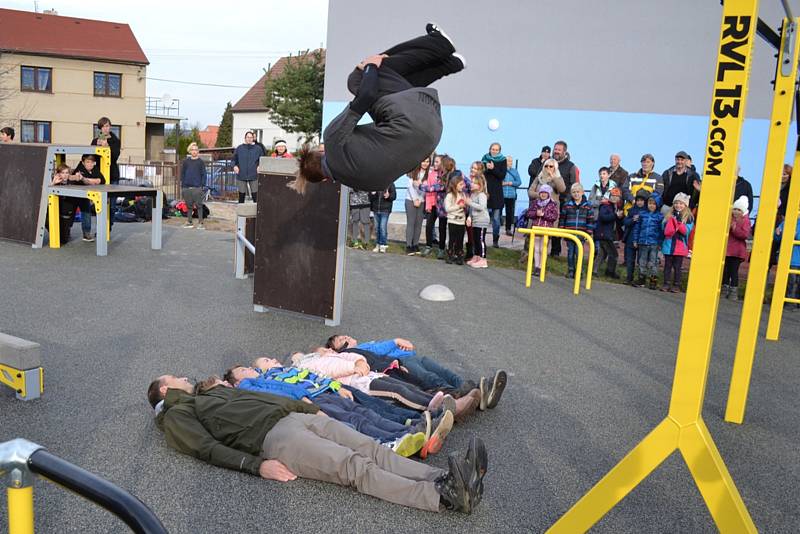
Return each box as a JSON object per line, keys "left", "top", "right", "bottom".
{"left": 632, "top": 193, "right": 664, "bottom": 246}
{"left": 775, "top": 218, "right": 800, "bottom": 268}
{"left": 357, "top": 339, "right": 415, "bottom": 359}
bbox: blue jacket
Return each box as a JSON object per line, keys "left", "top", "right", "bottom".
{"left": 559, "top": 196, "right": 595, "bottom": 233}
{"left": 357, "top": 339, "right": 415, "bottom": 359}
{"left": 239, "top": 367, "right": 340, "bottom": 400}
{"left": 632, "top": 209, "right": 664, "bottom": 246}
{"left": 621, "top": 204, "right": 645, "bottom": 244}
{"left": 594, "top": 202, "right": 619, "bottom": 241}
{"left": 503, "top": 168, "right": 522, "bottom": 199}
{"left": 776, "top": 219, "right": 800, "bottom": 268}
{"left": 237, "top": 376, "right": 309, "bottom": 401}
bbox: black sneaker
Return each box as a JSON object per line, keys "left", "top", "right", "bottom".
{"left": 486, "top": 370, "right": 507, "bottom": 409}
{"left": 464, "top": 436, "right": 488, "bottom": 507}
{"left": 426, "top": 22, "right": 456, "bottom": 51}
{"left": 436, "top": 454, "right": 472, "bottom": 513}
{"left": 406, "top": 246, "right": 416, "bottom": 256}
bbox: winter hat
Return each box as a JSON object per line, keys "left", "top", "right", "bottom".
{"left": 673, "top": 192, "right": 691, "bottom": 206}
{"left": 609, "top": 187, "right": 622, "bottom": 198}
{"left": 733, "top": 195, "right": 749, "bottom": 214}
{"left": 538, "top": 184, "right": 553, "bottom": 195}
{"left": 635, "top": 189, "right": 651, "bottom": 200}
{"left": 541, "top": 145, "right": 551, "bottom": 153}
{"left": 274, "top": 140, "right": 287, "bottom": 149}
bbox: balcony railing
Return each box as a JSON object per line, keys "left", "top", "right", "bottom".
{"left": 145, "top": 96, "right": 180, "bottom": 118}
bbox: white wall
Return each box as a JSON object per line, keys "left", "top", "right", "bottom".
{"left": 232, "top": 111, "right": 303, "bottom": 151}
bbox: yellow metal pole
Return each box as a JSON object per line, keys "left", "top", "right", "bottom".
{"left": 584, "top": 237, "right": 595, "bottom": 290}
{"left": 548, "top": 1, "right": 758, "bottom": 530}
{"left": 725, "top": 17, "right": 800, "bottom": 424}
{"left": 572, "top": 235, "right": 583, "bottom": 296}
{"left": 766, "top": 148, "right": 800, "bottom": 338}
{"left": 8, "top": 486, "right": 35, "bottom": 534}
{"left": 540, "top": 235, "right": 548, "bottom": 282}
{"left": 525, "top": 230, "right": 536, "bottom": 288}
{"left": 47, "top": 194, "right": 60, "bottom": 249}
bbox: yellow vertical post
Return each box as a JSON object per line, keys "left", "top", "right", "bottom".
{"left": 525, "top": 232, "right": 535, "bottom": 288}
{"left": 766, "top": 148, "right": 800, "bottom": 338}
{"left": 8, "top": 486, "right": 35, "bottom": 534}
{"left": 93, "top": 146, "right": 111, "bottom": 185}
{"left": 47, "top": 194, "right": 60, "bottom": 249}
{"left": 725, "top": 17, "right": 800, "bottom": 424}
{"left": 548, "top": 2, "right": 758, "bottom": 531}
{"left": 540, "top": 235, "right": 548, "bottom": 282}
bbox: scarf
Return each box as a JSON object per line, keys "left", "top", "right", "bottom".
{"left": 481, "top": 152, "right": 505, "bottom": 164}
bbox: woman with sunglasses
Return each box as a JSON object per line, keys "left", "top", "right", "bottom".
{"left": 528, "top": 158, "right": 565, "bottom": 207}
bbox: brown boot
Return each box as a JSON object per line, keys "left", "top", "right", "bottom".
{"left": 454, "top": 390, "right": 480, "bottom": 423}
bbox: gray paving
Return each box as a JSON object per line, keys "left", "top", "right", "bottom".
{"left": 1, "top": 222, "right": 798, "bottom": 533}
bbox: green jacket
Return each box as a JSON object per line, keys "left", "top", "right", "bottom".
{"left": 156, "top": 386, "right": 318, "bottom": 475}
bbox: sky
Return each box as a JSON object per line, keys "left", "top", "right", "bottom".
{"left": 3, "top": 0, "right": 329, "bottom": 127}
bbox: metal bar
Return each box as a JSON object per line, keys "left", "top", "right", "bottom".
{"left": 725, "top": 16, "right": 799, "bottom": 425}
{"left": 236, "top": 230, "right": 255, "bottom": 255}
{"left": 152, "top": 192, "right": 162, "bottom": 250}
{"left": 8, "top": 486, "right": 34, "bottom": 534}
{"left": 28, "top": 449, "right": 167, "bottom": 534}
{"left": 757, "top": 17, "right": 782, "bottom": 49}
{"left": 781, "top": 0, "right": 795, "bottom": 19}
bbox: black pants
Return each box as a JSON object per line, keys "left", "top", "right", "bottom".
{"left": 551, "top": 236, "right": 563, "bottom": 257}
{"left": 663, "top": 255, "right": 684, "bottom": 286}
{"left": 503, "top": 198, "right": 516, "bottom": 231}
{"left": 347, "top": 32, "right": 460, "bottom": 98}
{"left": 722, "top": 256, "right": 743, "bottom": 287}
{"left": 447, "top": 223, "right": 466, "bottom": 256}
{"left": 368, "top": 376, "right": 434, "bottom": 411}
{"left": 595, "top": 240, "right": 618, "bottom": 274}
{"left": 425, "top": 207, "right": 441, "bottom": 247}
{"left": 238, "top": 191, "right": 257, "bottom": 204}
{"left": 472, "top": 227, "right": 487, "bottom": 258}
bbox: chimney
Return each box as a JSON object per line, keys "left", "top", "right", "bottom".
{"left": 43, "top": 9, "right": 58, "bottom": 15}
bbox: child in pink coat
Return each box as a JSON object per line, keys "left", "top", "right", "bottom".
{"left": 722, "top": 196, "right": 752, "bottom": 300}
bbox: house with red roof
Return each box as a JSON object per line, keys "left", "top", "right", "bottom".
{"left": 232, "top": 49, "right": 324, "bottom": 152}
{"left": 0, "top": 7, "right": 166, "bottom": 162}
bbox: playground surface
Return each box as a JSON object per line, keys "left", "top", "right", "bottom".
{"left": 1, "top": 222, "right": 798, "bottom": 533}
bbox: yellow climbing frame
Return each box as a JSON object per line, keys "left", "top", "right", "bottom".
{"left": 725, "top": 16, "right": 800, "bottom": 424}
{"left": 548, "top": 1, "right": 759, "bottom": 531}
{"left": 766, "top": 148, "right": 800, "bottom": 338}
{"left": 517, "top": 227, "right": 595, "bottom": 295}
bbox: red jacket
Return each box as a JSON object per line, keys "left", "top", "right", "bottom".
{"left": 726, "top": 215, "right": 751, "bottom": 259}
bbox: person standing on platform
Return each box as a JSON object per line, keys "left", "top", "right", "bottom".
{"left": 501, "top": 155, "right": 521, "bottom": 236}
{"left": 233, "top": 131, "right": 266, "bottom": 203}
{"left": 181, "top": 143, "right": 207, "bottom": 229}
{"left": 91, "top": 117, "right": 121, "bottom": 229}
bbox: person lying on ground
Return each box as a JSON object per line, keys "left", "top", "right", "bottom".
{"left": 147, "top": 374, "right": 486, "bottom": 513}
{"left": 292, "top": 348, "right": 480, "bottom": 419}
{"left": 290, "top": 23, "right": 464, "bottom": 194}
{"left": 325, "top": 334, "right": 507, "bottom": 411}
{"left": 224, "top": 360, "right": 454, "bottom": 458}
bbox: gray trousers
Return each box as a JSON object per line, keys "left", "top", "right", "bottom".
{"left": 262, "top": 413, "right": 443, "bottom": 511}
{"left": 638, "top": 244, "right": 660, "bottom": 276}
{"left": 405, "top": 199, "right": 425, "bottom": 247}
{"left": 182, "top": 187, "right": 204, "bottom": 223}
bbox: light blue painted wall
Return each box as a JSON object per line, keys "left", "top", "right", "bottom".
{"left": 323, "top": 102, "right": 794, "bottom": 218}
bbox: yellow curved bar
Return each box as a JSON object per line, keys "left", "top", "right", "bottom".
{"left": 519, "top": 228, "right": 585, "bottom": 295}
{"left": 544, "top": 228, "right": 595, "bottom": 290}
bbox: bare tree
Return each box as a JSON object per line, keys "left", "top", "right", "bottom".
{"left": 0, "top": 59, "right": 35, "bottom": 129}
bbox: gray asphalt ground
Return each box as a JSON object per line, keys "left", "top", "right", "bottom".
{"left": 1, "top": 222, "right": 798, "bottom": 533}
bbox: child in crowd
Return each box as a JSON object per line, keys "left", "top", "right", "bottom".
{"left": 405, "top": 157, "right": 429, "bottom": 255}
{"left": 420, "top": 154, "right": 452, "bottom": 259}
{"left": 622, "top": 190, "right": 649, "bottom": 285}
{"left": 526, "top": 183, "right": 559, "bottom": 276}
{"left": 73, "top": 153, "right": 105, "bottom": 242}
{"left": 444, "top": 174, "right": 468, "bottom": 265}
{"left": 722, "top": 196, "right": 752, "bottom": 300}
{"left": 775, "top": 203, "right": 800, "bottom": 309}
{"left": 271, "top": 140, "right": 294, "bottom": 158}
{"left": 466, "top": 173, "right": 489, "bottom": 268}
{"left": 559, "top": 183, "right": 594, "bottom": 278}
{"left": 632, "top": 192, "right": 664, "bottom": 289}
{"left": 661, "top": 192, "right": 694, "bottom": 292}
{"left": 348, "top": 189, "right": 371, "bottom": 249}
{"left": 593, "top": 187, "right": 622, "bottom": 278}
{"left": 588, "top": 166, "right": 617, "bottom": 218}
{"left": 49, "top": 164, "right": 88, "bottom": 245}
{"left": 369, "top": 183, "right": 396, "bottom": 253}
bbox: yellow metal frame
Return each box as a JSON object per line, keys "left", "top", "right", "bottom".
{"left": 549, "top": 1, "right": 758, "bottom": 531}
{"left": 47, "top": 194, "right": 60, "bottom": 249}
{"left": 766, "top": 149, "right": 800, "bottom": 338}
{"left": 7, "top": 487, "right": 34, "bottom": 534}
{"left": 518, "top": 227, "right": 595, "bottom": 295}
{"left": 725, "top": 16, "right": 800, "bottom": 424}
{"left": 0, "top": 363, "right": 44, "bottom": 398}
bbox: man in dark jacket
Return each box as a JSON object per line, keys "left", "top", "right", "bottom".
{"left": 148, "top": 374, "right": 486, "bottom": 513}
{"left": 527, "top": 145, "right": 551, "bottom": 189}
{"left": 233, "top": 131, "right": 266, "bottom": 203}
{"left": 291, "top": 24, "right": 464, "bottom": 194}
{"left": 734, "top": 169, "right": 754, "bottom": 214}
{"left": 551, "top": 140, "right": 580, "bottom": 257}
{"left": 661, "top": 151, "right": 700, "bottom": 214}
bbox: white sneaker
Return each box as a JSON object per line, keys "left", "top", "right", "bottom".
{"left": 372, "top": 245, "right": 381, "bottom": 253}
{"left": 183, "top": 222, "right": 194, "bottom": 228}
{"left": 426, "top": 22, "right": 456, "bottom": 50}
{"left": 197, "top": 224, "right": 205, "bottom": 230}
{"left": 380, "top": 245, "right": 388, "bottom": 253}
{"left": 452, "top": 52, "right": 467, "bottom": 70}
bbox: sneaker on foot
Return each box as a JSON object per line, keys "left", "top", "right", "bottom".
{"left": 427, "top": 390, "right": 445, "bottom": 412}
{"left": 452, "top": 52, "right": 467, "bottom": 70}
{"left": 486, "top": 370, "right": 507, "bottom": 409}
{"left": 441, "top": 394, "right": 457, "bottom": 418}
{"left": 478, "top": 377, "right": 488, "bottom": 411}
{"left": 420, "top": 410, "right": 454, "bottom": 459}
{"left": 183, "top": 222, "right": 194, "bottom": 228}
{"left": 426, "top": 22, "right": 456, "bottom": 51}
{"left": 372, "top": 245, "right": 381, "bottom": 253}
{"left": 464, "top": 436, "right": 488, "bottom": 507}
{"left": 436, "top": 455, "right": 472, "bottom": 513}
{"left": 197, "top": 224, "right": 205, "bottom": 230}
{"left": 391, "top": 432, "right": 426, "bottom": 457}
{"left": 410, "top": 410, "right": 433, "bottom": 440}
{"left": 454, "top": 391, "right": 479, "bottom": 423}
{"left": 82, "top": 233, "right": 95, "bottom": 242}
{"left": 380, "top": 245, "right": 388, "bottom": 253}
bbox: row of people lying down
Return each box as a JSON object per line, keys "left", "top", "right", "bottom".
{"left": 147, "top": 334, "right": 508, "bottom": 514}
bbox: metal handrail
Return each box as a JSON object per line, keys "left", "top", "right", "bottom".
{"left": 1, "top": 439, "right": 167, "bottom": 534}
{"left": 518, "top": 227, "right": 595, "bottom": 295}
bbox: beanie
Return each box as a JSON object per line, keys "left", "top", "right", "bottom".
{"left": 673, "top": 192, "right": 691, "bottom": 206}
{"left": 733, "top": 195, "right": 749, "bottom": 214}
{"left": 538, "top": 184, "right": 553, "bottom": 194}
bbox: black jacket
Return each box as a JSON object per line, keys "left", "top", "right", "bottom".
{"left": 484, "top": 159, "right": 507, "bottom": 209}
{"left": 734, "top": 176, "right": 754, "bottom": 213}
{"left": 90, "top": 132, "right": 121, "bottom": 183}
{"left": 528, "top": 158, "right": 545, "bottom": 189}
{"left": 369, "top": 183, "right": 397, "bottom": 213}
{"left": 661, "top": 166, "right": 700, "bottom": 206}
